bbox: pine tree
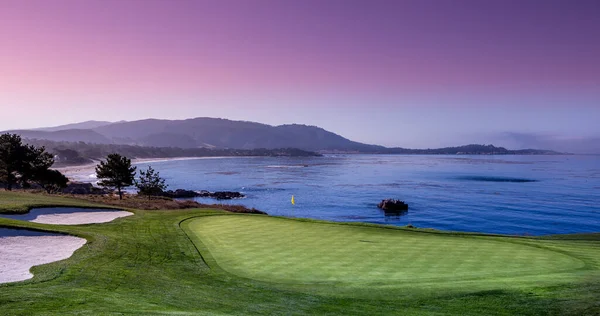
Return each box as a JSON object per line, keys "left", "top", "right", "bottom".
{"left": 0, "top": 133, "right": 63, "bottom": 191}
{"left": 37, "top": 169, "right": 69, "bottom": 193}
{"left": 135, "top": 166, "right": 167, "bottom": 200}
{"left": 95, "top": 153, "right": 136, "bottom": 199}
{"left": 0, "top": 133, "right": 24, "bottom": 190}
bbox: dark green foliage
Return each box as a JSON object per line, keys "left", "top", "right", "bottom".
{"left": 36, "top": 169, "right": 69, "bottom": 193}
{"left": 95, "top": 153, "right": 136, "bottom": 200}
{"left": 19, "top": 144, "right": 55, "bottom": 188}
{"left": 53, "top": 148, "right": 92, "bottom": 165}
{"left": 0, "top": 133, "right": 24, "bottom": 190}
{"left": 135, "top": 165, "right": 167, "bottom": 199}
{"left": 0, "top": 133, "right": 65, "bottom": 191}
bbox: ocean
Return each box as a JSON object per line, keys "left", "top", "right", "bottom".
{"left": 135, "top": 155, "right": 600, "bottom": 236}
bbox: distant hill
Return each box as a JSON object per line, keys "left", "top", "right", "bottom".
{"left": 6, "top": 129, "right": 112, "bottom": 144}
{"left": 5, "top": 117, "right": 563, "bottom": 154}
{"left": 91, "top": 117, "right": 384, "bottom": 152}
{"left": 383, "top": 144, "right": 562, "bottom": 155}
{"left": 23, "top": 139, "right": 321, "bottom": 166}
{"left": 495, "top": 132, "right": 600, "bottom": 155}
{"left": 34, "top": 120, "right": 116, "bottom": 132}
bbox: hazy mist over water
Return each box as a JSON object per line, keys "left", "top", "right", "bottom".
{"left": 137, "top": 155, "right": 600, "bottom": 236}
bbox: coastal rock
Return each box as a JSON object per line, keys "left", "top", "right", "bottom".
{"left": 62, "top": 182, "right": 110, "bottom": 195}
{"left": 198, "top": 191, "right": 245, "bottom": 200}
{"left": 161, "top": 189, "right": 245, "bottom": 200}
{"left": 161, "top": 189, "right": 198, "bottom": 198}
{"left": 377, "top": 199, "right": 408, "bottom": 212}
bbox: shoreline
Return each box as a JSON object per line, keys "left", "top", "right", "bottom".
{"left": 54, "top": 156, "right": 234, "bottom": 183}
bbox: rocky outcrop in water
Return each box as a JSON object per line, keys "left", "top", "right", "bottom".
{"left": 197, "top": 191, "right": 245, "bottom": 200}
{"left": 62, "top": 182, "right": 111, "bottom": 195}
{"left": 161, "top": 189, "right": 245, "bottom": 200}
{"left": 377, "top": 199, "right": 408, "bottom": 212}
{"left": 160, "top": 189, "right": 198, "bottom": 199}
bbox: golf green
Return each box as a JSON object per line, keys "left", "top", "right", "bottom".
{"left": 183, "top": 215, "right": 585, "bottom": 285}
{"left": 2, "top": 192, "right": 600, "bottom": 314}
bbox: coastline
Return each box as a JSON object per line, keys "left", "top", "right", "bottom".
{"left": 54, "top": 156, "right": 233, "bottom": 183}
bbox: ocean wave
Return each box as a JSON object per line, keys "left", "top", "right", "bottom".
{"left": 265, "top": 165, "right": 308, "bottom": 169}
{"left": 206, "top": 171, "right": 240, "bottom": 175}
{"left": 339, "top": 215, "right": 373, "bottom": 220}
{"left": 439, "top": 158, "right": 534, "bottom": 165}
{"left": 456, "top": 176, "right": 538, "bottom": 183}
{"left": 414, "top": 182, "right": 450, "bottom": 189}
{"left": 241, "top": 187, "right": 288, "bottom": 192}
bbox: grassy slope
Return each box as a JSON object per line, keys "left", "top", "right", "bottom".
{"left": 1, "top": 191, "right": 599, "bottom": 315}
{"left": 0, "top": 191, "right": 109, "bottom": 214}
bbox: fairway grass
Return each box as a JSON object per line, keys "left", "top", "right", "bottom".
{"left": 1, "top": 191, "right": 600, "bottom": 315}
{"left": 0, "top": 191, "right": 108, "bottom": 214}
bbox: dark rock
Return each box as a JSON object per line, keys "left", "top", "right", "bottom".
{"left": 161, "top": 189, "right": 246, "bottom": 200}
{"left": 377, "top": 199, "right": 408, "bottom": 212}
{"left": 161, "top": 189, "right": 199, "bottom": 198}
{"left": 62, "top": 182, "right": 110, "bottom": 195}
{"left": 198, "top": 191, "right": 245, "bottom": 200}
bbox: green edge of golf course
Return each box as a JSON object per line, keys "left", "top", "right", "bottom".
{"left": 1, "top": 191, "right": 600, "bottom": 315}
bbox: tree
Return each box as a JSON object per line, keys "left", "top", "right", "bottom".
{"left": 19, "top": 144, "right": 55, "bottom": 188}
{"left": 54, "top": 148, "right": 89, "bottom": 165}
{"left": 95, "top": 153, "right": 136, "bottom": 199}
{"left": 0, "top": 133, "right": 61, "bottom": 191}
{"left": 135, "top": 165, "right": 167, "bottom": 199}
{"left": 0, "top": 133, "right": 24, "bottom": 190}
{"left": 36, "top": 169, "right": 69, "bottom": 193}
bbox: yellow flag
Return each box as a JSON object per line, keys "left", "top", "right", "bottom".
{"left": 291, "top": 195, "right": 295, "bottom": 205}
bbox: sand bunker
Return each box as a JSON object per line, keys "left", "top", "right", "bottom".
{"left": 0, "top": 207, "right": 133, "bottom": 225}
{"left": 28, "top": 211, "right": 133, "bottom": 225}
{"left": 0, "top": 228, "right": 86, "bottom": 284}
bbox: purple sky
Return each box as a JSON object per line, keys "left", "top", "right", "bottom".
{"left": 0, "top": 0, "right": 599, "bottom": 149}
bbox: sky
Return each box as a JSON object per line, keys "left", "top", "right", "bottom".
{"left": 0, "top": 0, "right": 599, "bottom": 150}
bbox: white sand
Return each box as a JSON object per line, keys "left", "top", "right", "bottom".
{"left": 52, "top": 160, "right": 100, "bottom": 183}
{"left": 54, "top": 156, "right": 233, "bottom": 183}
{"left": 30, "top": 211, "right": 134, "bottom": 225}
{"left": 0, "top": 235, "right": 86, "bottom": 284}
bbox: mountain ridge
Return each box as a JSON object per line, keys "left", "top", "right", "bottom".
{"left": 4, "top": 117, "right": 563, "bottom": 154}
{"left": 33, "top": 120, "right": 117, "bottom": 132}
{"left": 6, "top": 129, "right": 112, "bottom": 144}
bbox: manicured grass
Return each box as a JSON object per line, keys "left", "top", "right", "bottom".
{"left": 1, "top": 191, "right": 599, "bottom": 315}
{"left": 183, "top": 216, "right": 585, "bottom": 286}
{"left": 0, "top": 191, "right": 107, "bottom": 214}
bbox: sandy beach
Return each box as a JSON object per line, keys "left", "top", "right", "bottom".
{"left": 54, "top": 157, "right": 229, "bottom": 183}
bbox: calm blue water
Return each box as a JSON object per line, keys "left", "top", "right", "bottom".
{"left": 136, "top": 155, "right": 600, "bottom": 236}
